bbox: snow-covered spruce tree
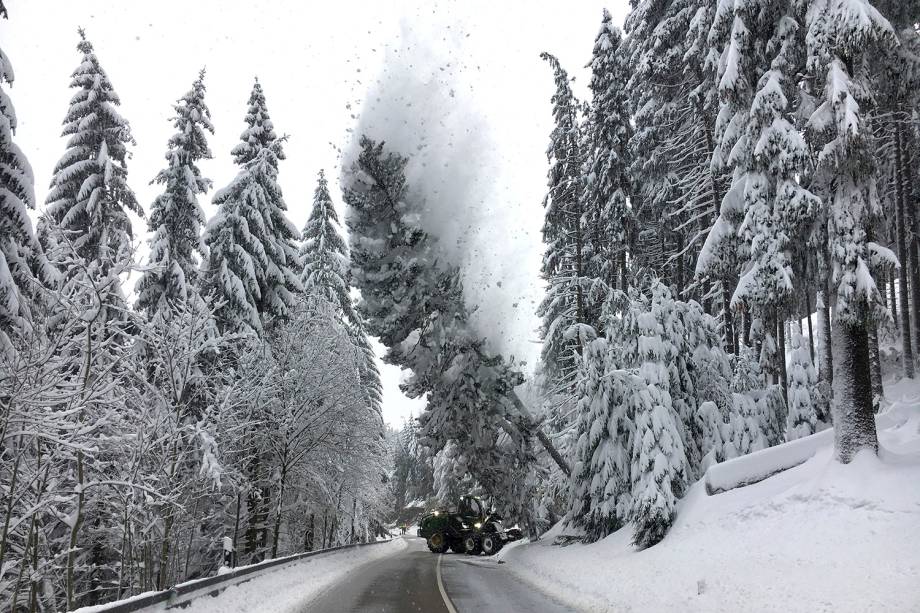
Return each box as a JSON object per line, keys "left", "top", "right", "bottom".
{"left": 629, "top": 281, "right": 688, "bottom": 549}
{"left": 871, "top": 2, "right": 920, "bottom": 379}
{"left": 300, "top": 169, "right": 382, "bottom": 417}
{"left": 568, "top": 291, "right": 641, "bottom": 542}
{"left": 583, "top": 9, "right": 632, "bottom": 293}
{"left": 344, "top": 136, "right": 554, "bottom": 527}
{"left": 45, "top": 29, "right": 141, "bottom": 271}
{"left": 804, "top": 0, "right": 895, "bottom": 461}
{"left": 300, "top": 170, "right": 351, "bottom": 317}
{"left": 538, "top": 52, "right": 594, "bottom": 397}
{"left": 786, "top": 331, "right": 819, "bottom": 440}
{"left": 203, "top": 80, "right": 301, "bottom": 333}
{"left": 136, "top": 70, "right": 214, "bottom": 316}
{"left": 627, "top": 0, "right": 736, "bottom": 347}
{"left": 705, "top": 0, "right": 819, "bottom": 431}
{"left": 0, "top": 4, "right": 52, "bottom": 347}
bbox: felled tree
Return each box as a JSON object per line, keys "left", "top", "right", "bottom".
{"left": 344, "top": 136, "right": 566, "bottom": 526}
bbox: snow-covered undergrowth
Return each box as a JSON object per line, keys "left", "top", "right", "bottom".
{"left": 500, "top": 383, "right": 920, "bottom": 612}
{"left": 183, "top": 539, "right": 406, "bottom": 613}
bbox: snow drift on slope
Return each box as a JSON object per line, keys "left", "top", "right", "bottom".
{"left": 499, "top": 382, "right": 920, "bottom": 612}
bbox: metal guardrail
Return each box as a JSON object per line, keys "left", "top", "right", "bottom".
{"left": 81, "top": 539, "right": 394, "bottom": 613}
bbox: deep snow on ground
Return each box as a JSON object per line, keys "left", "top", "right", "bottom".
{"left": 183, "top": 539, "right": 406, "bottom": 613}
{"left": 500, "top": 381, "right": 920, "bottom": 613}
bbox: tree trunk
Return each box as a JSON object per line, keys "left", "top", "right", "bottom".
{"left": 508, "top": 391, "right": 570, "bottom": 476}
{"left": 889, "top": 272, "right": 899, "bottom": 328}
{"left": 895, "top": 128, "right": 917, "bottom": 376}
{"left": 66, "top": 451, "right": 85, "bottom": 611}
{"left": 271, "top": 462, "right": 288, "bottom": 559}
{"left": 722, "top": 277, "right": 736, "bottom": 354}
{"left": 805, "top": 288, "right": 815, "bottom": 363}
{"left": 831, "top": 315, "right": 879, "bottom": 462}
{"left": 868, "top": 319, "right": 883, "bottom": 411}
{"left": 305, "top": 513, "right": 315, "bottom": 552}
{"left": 776, "top": 311, "right": 788, "bottom": 405}
{"left": 816, "top": 290, "right": 834, "bottom": 387}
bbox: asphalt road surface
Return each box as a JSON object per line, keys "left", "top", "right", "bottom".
{"left": 303, "top": 535, "right": 576, "bottom": 612}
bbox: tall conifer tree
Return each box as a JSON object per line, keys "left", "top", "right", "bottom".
{"left": 45, "top": 29, "right": 141, "bottom": 270}
{"left": 136, "top": 70, "right": 214, "bottom": 316}
{"left": 203, "top": 79, "right": 301, "bottom": 333}
{"left": 0, "top": 3, "right": 51, "bottom": 345}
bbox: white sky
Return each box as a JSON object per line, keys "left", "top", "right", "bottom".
{"left": 2, "top": 0, "right": 629, "bottom": 428}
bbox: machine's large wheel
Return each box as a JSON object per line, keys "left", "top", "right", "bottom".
{"left": 427, "top": 532, "right": 449, "bottom": 553}
{"left": 461, "top": 533, "right": 481, "bottom": 555}
{"left": 480, "top": 533, "right": 502, "bottom": 556}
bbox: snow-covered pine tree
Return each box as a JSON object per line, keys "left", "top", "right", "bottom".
{"left": 300, "top": 169, "right": 382, "bottom": 417}
{"left": 629, "top": 282, "right": 688, "bottom": 549}
{"left": 203, "top": 80, "right": 301, "bottom": 333}
{"left": 0, "top": 4, "right": 51, "bottom": 347}
{"left": 804, "top": 0, "right": 895, "bottom": 461}
{"left": 538, "top": 52, "right": 593, "bottom": 397}
{"left": 568, "top": 334, "right": 638, "bottom": 542}
{"left": 300, "top": 170, "right": 352, "bottom": 316}
{"left": 45, "top": 29, "right": 141, "bottom": 270}
{"left": 136, "top": 70, "right": 214, "bottom": 316}
{"left": 786, "top": 331, "right": 819, "bottom": 440}
{"left": 627, "top": 0, "right": 736, "bottom": 347}
{"left": 871, "top": 2, "right": 920, "bottom": 380}
{"left": 583, "top": 9, "right": 632, "bottom": 293}
{"left": 231, "top": 77, "right": 280, "bottom": 166}
{"left": 705, "top": 0, "right": 819, "bottom": 427}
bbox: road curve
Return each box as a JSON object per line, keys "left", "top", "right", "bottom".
{"left": 302, "top": 535, "right": 576, "bottom": 612}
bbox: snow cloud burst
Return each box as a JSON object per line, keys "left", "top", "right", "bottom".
{"left": 343, "top": 18, "right": 543, "bottom": 368}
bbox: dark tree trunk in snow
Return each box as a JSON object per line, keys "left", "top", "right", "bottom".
{"left": 305, "top": 514, "right": 314, "bottom": 552}
{"left": 723, "top": 277, "right": 736, "bottom": 354}
{"left": 893, "top": 133, "right": 913, "bottom": 374}
{"left": 868, "top": 320, "right": 883, "bottom": 411}
{"left": 817, "top": 290, "right": 834, "bottom": 387}
{"left": 805, "top": 287, "right": 815, "bottom": 363}
{"left": 831, "top": 316, "right": 879, "bottom": 462}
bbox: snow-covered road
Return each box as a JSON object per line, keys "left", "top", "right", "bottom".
{"left": 303, "top": 535, "right": 575, "bottom": 612}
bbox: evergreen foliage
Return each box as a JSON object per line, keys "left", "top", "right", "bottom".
{"left": 136, "top": 70, "right": 214, "bottom": 316}
{"left": 203, "top": 80, "right": 301, "bottom": 333}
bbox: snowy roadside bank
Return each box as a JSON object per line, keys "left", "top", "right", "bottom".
{"left": 499, "top": 396, "right": 920, "bottom": 613}
{"left": 183, "top": 538, "right": 407, "bottom": 613}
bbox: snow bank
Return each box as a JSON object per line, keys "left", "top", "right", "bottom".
{"left": 183, "top": 538, "right": 406, "bottom": 613}
{"left": 704, "top": 427, "right": 834, "bottom": 493}
{"left": 501, "top": 393, "right": 920, "bottom": 612}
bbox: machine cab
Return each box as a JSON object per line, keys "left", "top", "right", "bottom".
{"left": 458, "top": 495, "right": 485, "bottom": 520}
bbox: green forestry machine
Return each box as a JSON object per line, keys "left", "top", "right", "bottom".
{"left": 417, "top": 495, "right": 523, "bottom": 556}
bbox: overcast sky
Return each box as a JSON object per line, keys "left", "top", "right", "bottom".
{"left": 2, "top": 0, "right": 629, "bottom": 428}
